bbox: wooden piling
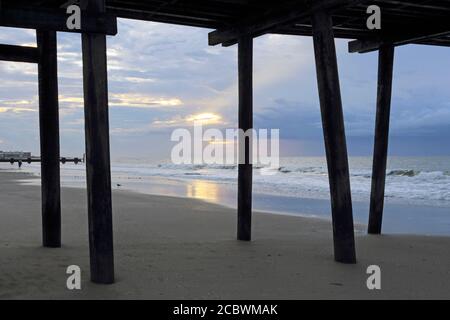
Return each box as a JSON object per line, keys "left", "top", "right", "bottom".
{"left": 81, "top": 0, "right": 114, "bottom": 284}
{"left": 311, "top": 11, "right": 356, "bottom": 264}
{"left": 237, "top": 34, "right": 253, "bottom": 241}
{"left": 368, "top": 45, "right": 395, "bottom": 234}
{"left": 37, "top": 30, "right": 61, "bottom": 248}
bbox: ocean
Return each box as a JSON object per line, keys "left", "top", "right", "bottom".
{"left": 3, "top": 156, "right": 450, "bottom": 236}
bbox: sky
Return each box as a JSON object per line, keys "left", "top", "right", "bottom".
{"left": 0, "top": 19, "right": 449, "bottom": 161}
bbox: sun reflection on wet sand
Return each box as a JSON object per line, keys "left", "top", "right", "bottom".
{"left": 186, "top": 179, "right": 220, "bottom": 203}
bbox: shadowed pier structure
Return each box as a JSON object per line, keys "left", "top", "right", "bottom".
{"left": 368, "top": 44, "right": 395, "bottom": 235}
{"left": 1, "top": 0, "right": 449, "bottom": 282}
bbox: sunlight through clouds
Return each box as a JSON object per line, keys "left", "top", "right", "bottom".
{"left": 0, "top": 98, "right": 37, "bottom": 115}
{"left": 153, "top": 112, "right": 223, "bottom": 128}
{"left": 0, "top": 107, "right": 37, "bottom": 114}
{"left": 110, "top": 93, "right": 183, "bottom": 108}
{"left": 57, "top": 94, "right": 183, "bottom": 110}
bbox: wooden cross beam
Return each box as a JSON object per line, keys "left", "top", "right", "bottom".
{"left": 208, "top": 0, "right": 367, "bottom": 46}
{"left": 0, "top": 7, "right": 117, "bottom": 35}
{"left": 0, "top": 44, "right": 39, "bottom": 63}
{"left": 349, "top": 22, "right": 450, "bottom": 53}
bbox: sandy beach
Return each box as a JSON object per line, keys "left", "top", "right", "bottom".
{"left": 0, "top": 170, "right": 449, "bottom": 299}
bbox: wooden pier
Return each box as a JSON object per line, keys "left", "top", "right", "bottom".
{"left": 1, "top": 0, "right": 449, "bottom": 283}
{"left": 0, "top": 157, "right": 83, "bottom": 165}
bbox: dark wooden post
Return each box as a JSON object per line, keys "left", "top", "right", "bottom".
{"left": 81, "top": 0, "right": 114, "bottom": 284}
{"left": 37, "top": 30, "right": 61, "bottom": 248}
{"left": 311, "top": 11, "right": 356, "bottom": 263}
{"left": 237, "top": 34, "right": 253, "bottom": 241}
{"left": 368, "top": 45, "right": 395, "bottom": 234}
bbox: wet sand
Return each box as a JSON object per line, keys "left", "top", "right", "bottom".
{"left": 0, "top": 170, "right": 449, "bottom": 299}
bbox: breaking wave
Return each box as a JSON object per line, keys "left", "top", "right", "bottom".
{"left": 387, "top": 169, "right": 420, "bottom": 177}
{"left": 5, "top": 156, "right": 450, "bottom": 207}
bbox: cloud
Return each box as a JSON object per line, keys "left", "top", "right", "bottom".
{"left": 0, "top": 107, "right": 37, "bottom": 114}
{"left": 153, "top": 112, "right": 224, "bottom": 127}
{"left": 111, "top": 112, "right": 225, "bottom": 136}
{"left": 59, "top": 95, "right": 84, "bottom": 104}
{"left": 58, "top": 93, "right": 183, "bottom": 110}
{"left": 0, "top": 97, "right": 38, "bottom": 115}
{"left": 122, "top": 76, "right": 156, "bottom": 84}
{"left": 110, "top": 93, "right": 183, "bottom": 108}
{"left": 65, "top": 118, "right": 84, "bottom": 126}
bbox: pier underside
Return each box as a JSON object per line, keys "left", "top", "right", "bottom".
{"left": 0, "top": 0, "right": 449, "bottom": 283}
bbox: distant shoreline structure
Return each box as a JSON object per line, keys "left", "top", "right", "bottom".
{"left": 0, "top": 151, "right": 32, "bottom": 160}
{"left": 0, "top": 151, "right": 84, "bottom": 167}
